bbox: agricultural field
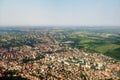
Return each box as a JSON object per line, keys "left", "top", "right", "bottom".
{"left": 57, "top": 27, "right": 120, "bottom": 60}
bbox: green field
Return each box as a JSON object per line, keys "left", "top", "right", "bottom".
{"left": 58, "top": 28, "right": 120, "bottom": 60}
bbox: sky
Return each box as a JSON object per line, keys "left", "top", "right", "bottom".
{"left": 0, "top": 0, "right": 120, "bottom": 26}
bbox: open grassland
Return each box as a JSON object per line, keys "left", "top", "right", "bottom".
{"left": 59, "top": 29, "right": 120, "bottom": 60}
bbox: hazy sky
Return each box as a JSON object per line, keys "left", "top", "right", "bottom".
{"left": 0, "top": 0, "right": 120, "bottom": 26}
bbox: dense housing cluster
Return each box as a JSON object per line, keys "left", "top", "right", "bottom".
{"left": 0, "top": 27, "right": 120, "bottom": 80}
